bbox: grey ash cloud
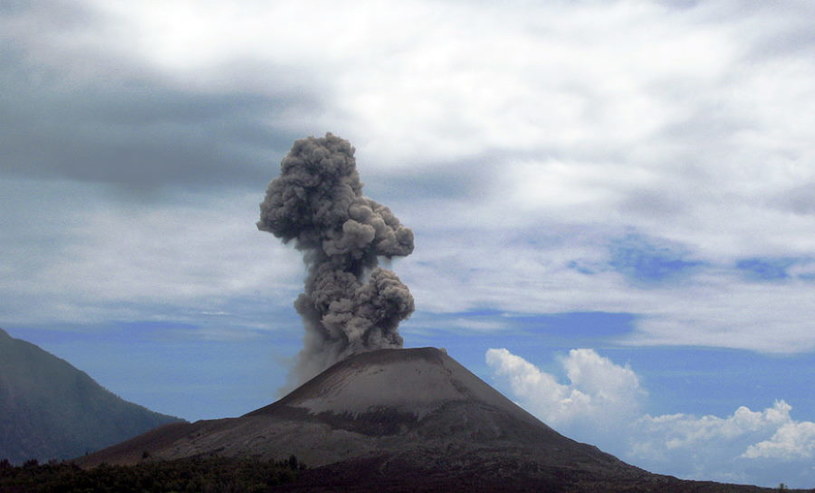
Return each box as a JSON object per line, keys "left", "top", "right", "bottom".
{"left": 258, "top": 134, "right": 415, "bottom": 384}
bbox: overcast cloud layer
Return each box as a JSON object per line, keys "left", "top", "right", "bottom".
{"left": 4, "top": 0, "right": 815, "bottom": 350}
{"left": 3, "top": 0, "right": 815, "bottom": 487}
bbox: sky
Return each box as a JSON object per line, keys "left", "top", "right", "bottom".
{"left": 2, "top": 0, "right": 815, "bottom": 487}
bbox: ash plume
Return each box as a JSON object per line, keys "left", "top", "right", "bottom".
{"left": 258, "top": 133, "right": 415, "bottom": 385}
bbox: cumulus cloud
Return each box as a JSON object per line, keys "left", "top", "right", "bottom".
{"left": 632, "top": 401, "right": 793, "bottom": 466}
{"left": 743, "top": 420, "right": 815, "bottom": 460}
{"left": 487, "top": 348, "right": 815, "bottom": 487}
{"left": 486, "top": 348, "right": 644, "bottom": 438}
{"left": 633, "top": 401, "right": 815, "bottom": 486}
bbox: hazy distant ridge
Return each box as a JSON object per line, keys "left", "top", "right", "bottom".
{"left": 0, "top": 328, "right": 182, "bottom": 464}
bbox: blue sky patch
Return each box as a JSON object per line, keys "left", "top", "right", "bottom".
{"left": 607, "top": 234, "right": 705, "bottom": 284}
{"left": 736, "top": 257, "right": 797, "bottom": 281}
{"left": 604, "top": 346, "right": 815, "bottom": 417}
{"left": 509, "top": 311, "right": 637, "bottom": 339}
{"left": 567, "top": 259, "right": 599, "bottom": 275}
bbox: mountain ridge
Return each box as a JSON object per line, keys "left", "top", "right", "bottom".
{"left": 0, "top": 328, "right": 183, "bottom": 464}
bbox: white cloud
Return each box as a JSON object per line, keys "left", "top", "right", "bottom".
{"left": 744, "top": 421, "right": 815, "bottom": 460}
{"left": 0, "top": 179, "right": 302, "bottom": 328}
{"left": 485, "top": 348, "right": 643, "bottom": 434}
{"left": 3, "top": 2, "right": 815, "bottom": 482}
{"left": 634, "top": 401, "right": 791, "bottom": 458}
{"left": 487, "top": 348, "right": 815, "bottom": 487}
{"left": 399, "top": 220, "right": 815, "bottom": 352}
{"left": 5, "top": 0, "right": 815, "bottom": 352}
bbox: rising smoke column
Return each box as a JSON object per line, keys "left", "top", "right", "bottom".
{"left": 258, "top": 133, "right": 415, "bottom": 384}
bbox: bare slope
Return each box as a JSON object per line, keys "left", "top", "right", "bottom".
{"left": 77, "top": 348, "right": 776, "bottom": 492}
{"left": 251, "top": 347, "right": 543, "bottom": 423}
{"left": 0, "top": 328, "right": 182, "bottom": 463}
{"left": 80, "top": 348, "right": 612, "bottom": 466}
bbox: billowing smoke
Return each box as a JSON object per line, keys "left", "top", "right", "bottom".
{"left": 258, "top": 133, "right": 415, "bottom": 385}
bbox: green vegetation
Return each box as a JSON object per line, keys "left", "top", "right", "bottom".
{"left": 0, "top": 455, "right": 302, "bottom": 492}
{"left": 0, "top": 328, "right": 182, "bottom": 464}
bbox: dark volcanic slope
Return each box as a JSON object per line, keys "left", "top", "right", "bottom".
{"left": 0, "top": 328, "right": 182, "bottom": 464}
{"left": 247, "top": 347, "right": 605, "bottom": 461}
{"left": 78, "top": 348, "right": 775, "bottom": 492}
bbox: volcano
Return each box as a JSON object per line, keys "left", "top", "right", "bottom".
{"left": 77, "top": 348, "right": 772, "bottom": 492}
